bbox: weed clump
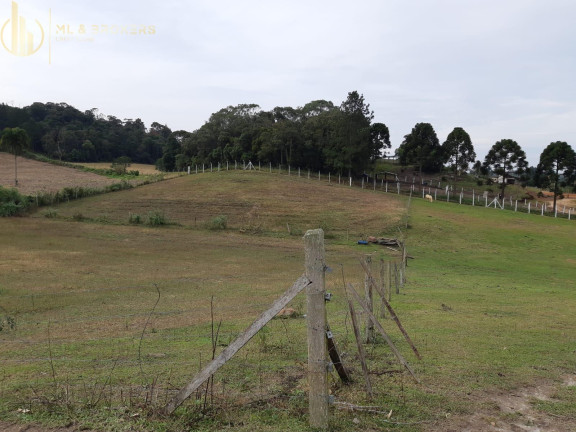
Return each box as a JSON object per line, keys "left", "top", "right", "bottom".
{"left": 146, "top": 211, "right": 168, "bottom": 226}
{"left": 0, "top": 186, "right": 29, "bottom": 216}
{"left": 207, "top": 215, "right": 228, "bottom": 230}
{"left": 128, "top": 213, "right": 143, "bottom": 224}
{"left": 42, "top": 208, "right": 58, "bottom": 218}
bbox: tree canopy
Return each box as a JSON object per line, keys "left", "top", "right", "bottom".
{"left": 396, "top": 123, "right": 443, "bottom": 173}
{"left": 536, "top": 141, "right": 576, "bottom": 211}
{"left": 442, "top": 127, "right": 475, "bottom": 175}
{"left": 0, "top": 102, "right": 165, "bottom": 164}
{"left": 483, "top": 139, "right": 528, "bottom": 193}
{"left": 177, "top": 92, "right": 388, "bottom": 176}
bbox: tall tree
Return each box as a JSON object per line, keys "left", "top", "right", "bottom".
{"left": 370, "top": 122, "right": 391, "bottom": 162}
{"left": 329, "top": 91, "right": 374, "bottom": 175}
{"left": 483, "top": 139, "right": 528, "bottom": 194}
{"left": 1, "top": 127, "right": 30, "bottom": 186}
{"left": 396, "top": 123, "right": 443, "bottom": 174}
{"left": 442, "top": 127, "right": 475, "bottom": 175}
{"left": 536, "top": 141, "right": 576, "bottom": 212}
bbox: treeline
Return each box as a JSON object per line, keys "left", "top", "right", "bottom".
{"left": 0, "top": 91, "right": 390, "bottom": 176}
{"left": 0, "top": 102, "right": 170, "bottom": 164}
{"left": 2, "top": 94, "right": 575, "bottom": 201}
{"left": 161, "top": 91, "right": 389, "bottom": 176}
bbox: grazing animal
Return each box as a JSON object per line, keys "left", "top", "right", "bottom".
{"left": 425, "top": 194, "right": 433, "bottom": 202}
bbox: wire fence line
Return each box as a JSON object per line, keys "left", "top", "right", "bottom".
{"left": 176, "top": 161, "right": 575, "bottom": 221}
{"left": 1, "top": 245, "right": 411, "bottom": 416}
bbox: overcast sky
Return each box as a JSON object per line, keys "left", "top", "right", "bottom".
{"left": 2, "top": 0, "right": 575, "bottom": 165}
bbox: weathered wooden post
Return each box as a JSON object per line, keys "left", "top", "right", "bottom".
{"left": 380, "top": 259, "right": 387, "bottom": 318}
{"left": 364, "top": 255, "right": 374, "bottom": 343}
{"left": 304, "top": 229, "right": 328, "bottom": 429}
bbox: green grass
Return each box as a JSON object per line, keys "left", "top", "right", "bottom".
{"left": 1, "top": 171, "right": 575, "bottom": 431}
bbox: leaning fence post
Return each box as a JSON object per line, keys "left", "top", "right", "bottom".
{"left": 304, "top": 229, "right": 328, "bottom": 429}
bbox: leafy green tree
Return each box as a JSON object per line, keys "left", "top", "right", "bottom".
{"left": 328, "top": 91, "right": 374, "bottom": 175}
{"left": 1, "top": 127, "right": 30, "bottom": 186}
{"left": 536, "top": 141, "right": 576, "bottom": 212}
{"left": 483, "top": 139, "right": 528, "bottom": 194}
{"left": 370, "top": 122, "right": 391, "bottom": 162}
{"left": 396, "top": 123, "right": 443, "bottom": 174}
{"left": 442, "top": 127, "right": 476, "bottom": 175}
{"left": 111, "top": 156, "right": 132, "bottom": 175}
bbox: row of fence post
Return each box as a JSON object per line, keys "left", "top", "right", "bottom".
{"left": 183, "top": 162, "right": 574, "bottom": 219}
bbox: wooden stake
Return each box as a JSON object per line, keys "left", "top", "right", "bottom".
{"left": 326, "top": 324, "right": 351, "bottom": 383}
{"left": 379, "top": 259, "right": 386, "bottom": 319}
{"left": 346, "top": 294, "right": 373, "bottom": 398}
{"left": 347, "top": 284, "right": 419, "bottom": 383}
{"left": 360, "top": 260, "right": 421, "bottom": 360}
{"left": 164, "top": 274, "right": 311, "bottom": 414}
{"left": 364, "top": 255, "right": 374, "bottom": 343}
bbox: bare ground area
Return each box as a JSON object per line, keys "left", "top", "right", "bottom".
{"left": 0, "top": 153, "right": 119, "bottom": 195}
{"left": 435, "top": 375, "right": 576, "bottom": 432}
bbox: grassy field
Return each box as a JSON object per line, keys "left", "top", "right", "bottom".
{"left": 0, "top": 168, "right": 575, "bottom": 431}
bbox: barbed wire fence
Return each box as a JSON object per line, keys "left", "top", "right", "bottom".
{"left": 0, "top": 230, "right": 414, "bottom": 427}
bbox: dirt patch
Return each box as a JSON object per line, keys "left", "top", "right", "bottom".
{"left": 434, "top": 376, "right": 576, "bottom": 432}
{"left": 0, "top": 422, "right": 95, "bottom": 432}
{"left": 0, "top": 153, "right": 120, "bottom": 195}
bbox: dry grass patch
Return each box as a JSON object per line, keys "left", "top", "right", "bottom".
{"left": 41, "top": 170, "right": 407, "bottom": 239}
{"left": 0, "top": 153, "right": 120, "bottom": 195}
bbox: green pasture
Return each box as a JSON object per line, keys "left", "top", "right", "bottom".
{"left": 0, "top": 171, "right": 574, "bottom": 431}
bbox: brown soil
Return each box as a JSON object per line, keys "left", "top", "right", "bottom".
{"left": 0, "top": 423, "right": 92, "bottom": 432}
{"left": 432, "top": 375, "right": 576, "bottom": 432}
{"left": 0, "top": 153, "right": 119, "bottom": 195}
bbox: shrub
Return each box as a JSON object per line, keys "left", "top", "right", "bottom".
{"left": 146, "top": 211, "right": 167, "bottom": 226}
{"left": 476, "top": 179, "right": 484, "bottom": 186}
{"left": 0, "top": 186, "right": 29, "bottom": 216}
{"left": 128, "top": 213, "right": 142, "bottom": 224}
{"left": 42, "top": 208, "right": 58, "bottom": 218}
{"left": 72, "top": 212, "right": 85, "bottom": 221}
{"left": 207, "top": 215, "right": 228, "bottom": 230}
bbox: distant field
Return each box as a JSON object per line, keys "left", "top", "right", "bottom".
{"left": 42, "top": 170, "right": 406, "bottom": 239}
{"left": 1, "top": 168, "right": 575, "bottom": 432}
{"left": 0, "top": 152, "right": 120, "bottom": 195}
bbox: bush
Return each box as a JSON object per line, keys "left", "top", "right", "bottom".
{"left": 128, "top": 213, "right": 142, "bottom": 224}
{"left": 42, "top": 208, "right": 58, "bottom": 218}
{"left": 146, "top": 211, "right": 167, "bottom": 226}
{"left": 476, "top": 179, "right": 484, "bottom": 186}
{"left": 207, "top": 215, "right": 228, "bottom": 230}
{"left": 0, "top": 186, "right": 29, "bottom": 216}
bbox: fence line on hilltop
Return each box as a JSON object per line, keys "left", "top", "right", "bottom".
{"left": 178, "top": 160, "right": 575, "bottom": 221}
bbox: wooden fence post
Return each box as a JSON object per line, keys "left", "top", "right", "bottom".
{"left": 380, "top": 259, "right": 387, "bottom": 319}
{"left": 364, "top": 255, "right": 374, "bottom": 343}
{"left": 304, "top": 229, "right": 328, "bottom": 429}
